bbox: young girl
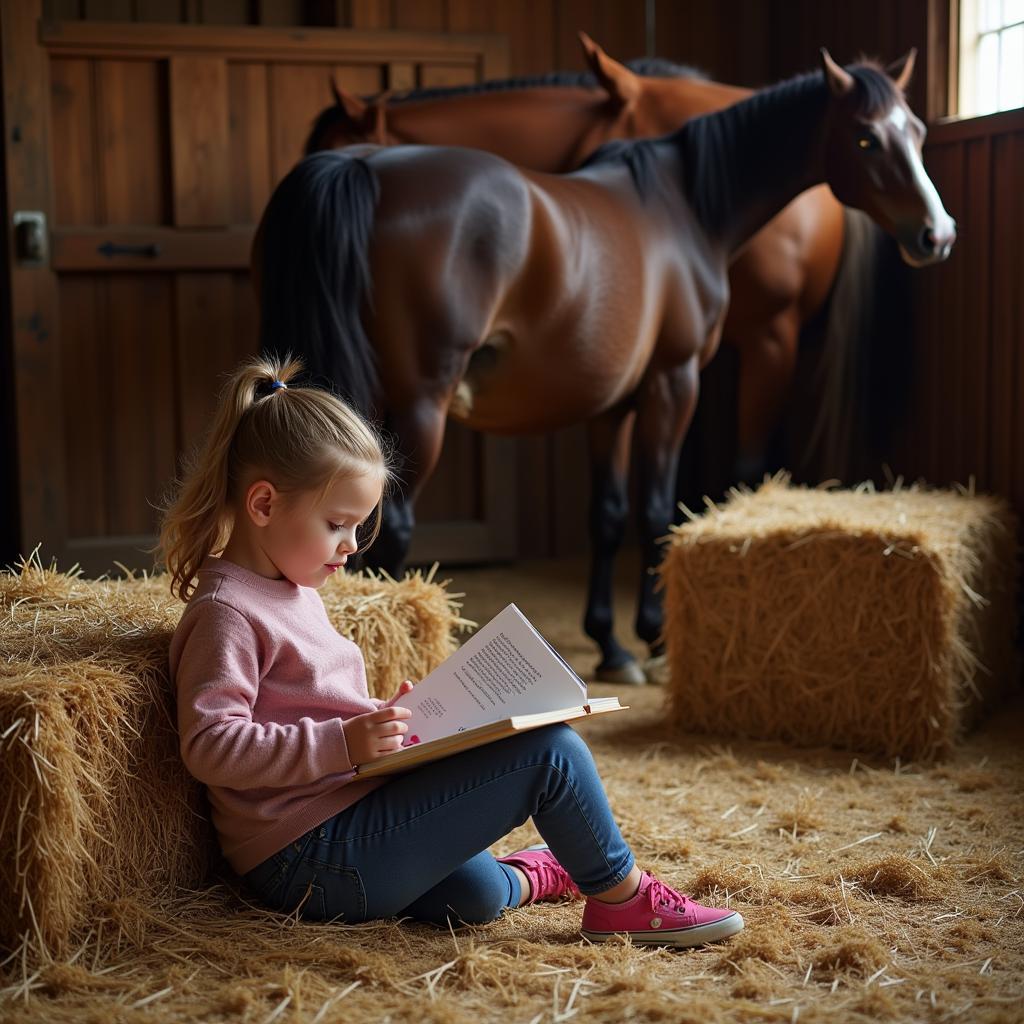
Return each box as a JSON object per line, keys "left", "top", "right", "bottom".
{"left": 161, "top": 356, "right": 743, "bottom": 948}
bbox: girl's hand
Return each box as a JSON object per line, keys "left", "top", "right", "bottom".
{"left": 382, "top": 679, "right": 415, "bottom": 707}
{"left": 344, "top": 704, "right": 413, "bottom": 764}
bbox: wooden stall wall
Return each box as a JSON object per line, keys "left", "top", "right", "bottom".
{"left": 898, "top": 111, "right": 1024, "bottom": 518}
{"left": 5, "top": 0, "right": 1021, "bottom": 571}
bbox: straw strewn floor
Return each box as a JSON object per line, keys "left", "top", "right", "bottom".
{"left": 1, "top": 554, "right": 1021, "bottom": 1023}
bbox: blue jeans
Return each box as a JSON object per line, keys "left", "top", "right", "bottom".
{"left": 242, "top": 724, "right": 635, "bottom": 926}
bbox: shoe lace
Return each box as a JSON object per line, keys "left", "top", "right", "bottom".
{"left": 530, "top": 857, "right": 571, "bottom": 896}
{"left": 645, "top": 877, "right": 690, "bottom": 913}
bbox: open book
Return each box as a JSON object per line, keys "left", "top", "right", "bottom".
{"left": 356, "top": 603, "right": 624, "bottom": 777}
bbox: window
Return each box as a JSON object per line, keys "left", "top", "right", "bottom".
{"left": 959, "top": 0, "right": 1024, "bottom": 114}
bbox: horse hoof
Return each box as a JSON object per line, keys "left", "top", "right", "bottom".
{"left": 594, "top": 661, "right": 647, "bottom": 686}
{"left": 643, "top": 654, "right": 669, "bottom": 685}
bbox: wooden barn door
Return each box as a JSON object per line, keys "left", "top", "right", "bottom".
{"left": 2, "top": 8, "right": 511, "bottom": 575}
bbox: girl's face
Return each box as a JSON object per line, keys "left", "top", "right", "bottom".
{"left": 263, "top": 469, "right": 384, "bottom": 588}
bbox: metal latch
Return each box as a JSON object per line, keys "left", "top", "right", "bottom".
{"left": 13, "top": 211, "right": 48, "bottom": 266}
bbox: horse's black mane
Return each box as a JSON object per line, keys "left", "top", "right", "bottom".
{"left": 675, "top": 61, "right": 901, "bottom": 235}
{"left": 305, "top": 57, "right": 706, "bottom": 152}
{"left": 579, "top": 60, "right": 901, "bottom": 221}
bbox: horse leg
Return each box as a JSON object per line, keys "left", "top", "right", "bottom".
{"left": 583, "top": 404, "right": 646, "bottom": 686}
{"left": 634, "top": 357, "right": 700, "bottom": 668}
{"left": 735, "top": 308, "right": 800, "bottom": 483}
{"left": 361, "top": 397, "right": 448, "bottom": 578}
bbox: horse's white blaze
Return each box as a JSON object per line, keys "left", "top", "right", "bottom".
{"left": 888, "top": 107, "right": 955, "bottom": 241}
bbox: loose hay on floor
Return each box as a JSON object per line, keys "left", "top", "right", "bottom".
{"left": 660, "top": 476, "right": 1019, "bottom": 761}
{"left": 0, "top": 555, "right": 466, "bottom": 960}
{"left": 1, "top": 556, "right": 1021, "bottom": 1024}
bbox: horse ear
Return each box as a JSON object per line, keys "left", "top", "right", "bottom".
{"left": 886, "top": 48, "right": 917, "bottom": 92}
{"left": 333, "top": 81, "right": 368, "bottom": 123}
{"left": 579, "top": 30, "right": 640, "bottom": 106}
{"left": 819, "top": 47, "right": 855, "bottom": 98}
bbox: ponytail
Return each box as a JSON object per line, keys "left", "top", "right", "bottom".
{"left": 157, "top": 354, "right": 387, "bottom": 600}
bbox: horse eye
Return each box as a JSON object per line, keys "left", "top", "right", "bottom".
{"left": 857, "top": 135, "right": 879, "bottom": 152}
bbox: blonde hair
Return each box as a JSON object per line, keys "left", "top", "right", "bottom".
{"left": 158, "top": 355, "right": 390, "bottom": 600}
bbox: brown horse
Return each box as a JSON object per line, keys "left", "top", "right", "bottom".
{"left": 256, "top": 51, "right": 955, "bottom": 683}
{"left": 305, "top": 35, "right": 849, "bottom": 475}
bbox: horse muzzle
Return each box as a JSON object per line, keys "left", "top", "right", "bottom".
{"left": 898, "top": 218, "right": 957, "bottom": 267}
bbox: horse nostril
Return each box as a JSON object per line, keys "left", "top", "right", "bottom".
{"left": 921, "top": 227, "right": 937, "bottom": 252}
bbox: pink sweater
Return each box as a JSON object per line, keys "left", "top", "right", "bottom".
{"left": 169, "top": 557, "right": 389, "bottom": 874}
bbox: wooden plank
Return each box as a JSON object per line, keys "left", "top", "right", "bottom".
{"left": 169, "top": 56, "right": 231, "bottom": 226}
{"left": 551, "top": 425, "right": 589, "bottom": 558}
{"left": 103, "top": 274, "right": 178, "bottom": 536}
{"left": 50, "top": 57, "right": 97, "bottom": 226}
{"left": 198, "top": 0, "right": 252, "bottom": 23}
{"left": 58, "top": 277, "right": 106, "bottom": 538}
{"left": 602, "top": 0, "right": 650, "bottom": 64}
{"left": 447, "top": 0, "right": 549, "bottom": 76}
{"left": 943, "top": 142, "right": 966, "bottom": 484}
{"left": 227, "top": 62, "right": 272, "bottom": 223}
{"left": 52, "top": 225, "right": 254, "bottom": 269}
{"left": 555, "top": 0, "right": 599, "bottom": 71}
{"left": 996, "top": 133, "right": 1024, "bottom": 515}
{"left": 42, "top": 20, "right": 505, "bottom": 63}
{"left": 136, "top": 0, "right": 186, "bottom": 21}
{"left": 925, "top": 0, "right": 954, "bottom": 120}
{"left": 348, "top": 0, "right": 391, "bottom": 29}
{"left": 417, "top": 63, "right": 477, "bottom": 89}
{"left": 388, "top": 60, "right": 416, "bottom": 91}
{"left": 0, "top": 0, "right": 69, "bottom": 564}
{"left": 258, "top": 0, "right": 305, "bottom": 24}
{"left": 921, "top": 144, "right": 960, "bottom": 484}
{"left": 393, "top": 0, "right": 443, "bottom": 31}
{"left": 231, "top": 270, "right": 261, "bottom": 362}
{"left": 930, "top": 107, "right": 1024, "bottom": 143}
{"left": 988, "top": 133, "right": 1017, "bottom": 499}
{"left": 481, "top": 435, "right": 518, "bottom": 560}
{"left": 1012, "top": 133, "right": 1024, "bottom": 519}
{"left": 47, "top": 0, "right": 83, "bottom": 16}
{"left": 961, "top": 136, "right": 991, "bottom": 486}
{"left": 83, "top": 0, "right": 133, "bottom": 17}
{"left": 516, "top": 436, "right": 552, "bottom": 557}
{"left": 333, "top": 62, "right": 383, "bottom": 94}
{"left": 95, "top": 59, "right": 168, "bottom": 225}
{"left": 174, "top": 274, "right": 249, "bottom": 452}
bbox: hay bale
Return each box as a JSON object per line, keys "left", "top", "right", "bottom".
{"left": 661, "top": 476, "right": 1018, "bottom": 761}
{"left": 0, "top": 557, "right": 467, "bottom": 958}
{"left": 0, "top": 659, "right": 207, "bottom": 959}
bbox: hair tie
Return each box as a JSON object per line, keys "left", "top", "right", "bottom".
{"left": 269, "top": 380, "right": 287, "bottom": 392}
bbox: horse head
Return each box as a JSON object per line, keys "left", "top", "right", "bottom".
{"left": 819, "top": 48, "right": 956, "bottom": 266}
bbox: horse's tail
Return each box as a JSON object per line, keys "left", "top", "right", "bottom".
{"left": 258, "top": 150, "right": 381, "bottom": 416}
{"left": 802, "top": 207, "right": 909, "bottom": 482}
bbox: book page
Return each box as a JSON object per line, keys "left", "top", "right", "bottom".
{"left": 400, "top": 604, "right": 588, "bottom": 746}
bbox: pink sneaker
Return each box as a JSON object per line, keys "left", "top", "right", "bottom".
{"left": 497, "top": 844, "right": 581, "bottom": 903}
{"left": 581, "top": 872, "right": 743, "bottom": 947}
